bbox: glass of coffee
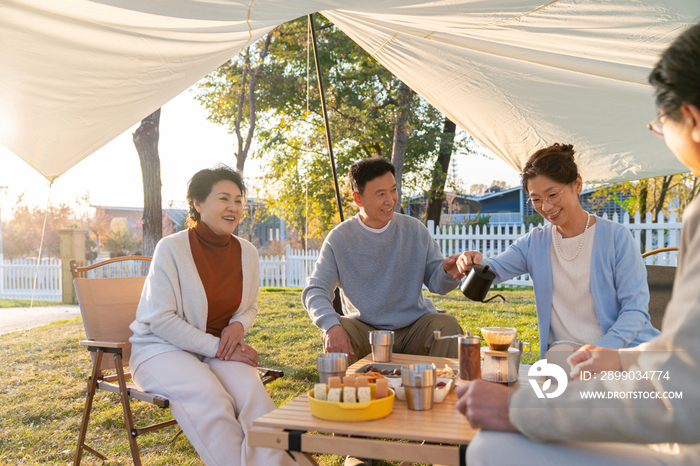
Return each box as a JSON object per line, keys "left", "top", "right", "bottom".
{"left": 481, "top": 327, "right": 517, "bottom": 351}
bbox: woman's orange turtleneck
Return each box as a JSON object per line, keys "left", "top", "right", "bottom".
{"left": 188, "top": 221, "right": 243, "bottom": 337}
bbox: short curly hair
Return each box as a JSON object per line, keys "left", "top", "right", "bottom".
{"left": 186, "top": 165, "right": 246, "bottom": 226}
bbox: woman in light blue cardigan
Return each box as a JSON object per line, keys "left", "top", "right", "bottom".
{"left": 458, "top": 144, "right": 659, "bottom": 358}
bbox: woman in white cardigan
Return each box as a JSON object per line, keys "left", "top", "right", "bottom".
{"left": 129, "top": 166, "right": 295, "bottom": 466}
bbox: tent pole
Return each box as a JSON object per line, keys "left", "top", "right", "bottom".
{"left": 309, "top": 13, "right": 345, "bottom": 318}
{"left": 308, "top": 13, "right": 344, "bottom": 222}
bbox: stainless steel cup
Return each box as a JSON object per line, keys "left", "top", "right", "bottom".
{"left": 316, "top": 353, "right": 348, "bottom": 384}
{"left": 401, "top": 364, "right": 436, "bottom": 410}
{"left": 369, "top": 330, "right": 394, "bottom": 362}
{"left": 510, "top": 339, "right": 531, "bottom": 375}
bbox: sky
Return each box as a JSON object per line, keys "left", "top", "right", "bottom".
{"left": 0, "top": 84, "right": 522, "bottom": 221}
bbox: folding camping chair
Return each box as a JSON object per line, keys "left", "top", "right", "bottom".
{"left": 71, "top": 256, "right": 283, "bottom": 466}
{"left": 641, "top": 246, "right": 679, "bottom": 330}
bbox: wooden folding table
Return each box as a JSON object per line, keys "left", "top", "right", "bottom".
{"left": 249, "top": 353, "right": 477, "bottom": 466}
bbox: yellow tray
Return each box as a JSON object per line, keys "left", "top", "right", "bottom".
{"left": 308, "top": 384, "right": 395, "bottom": 422}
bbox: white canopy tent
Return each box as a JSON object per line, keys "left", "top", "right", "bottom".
{"left": 1, "top": 0, "right": 698, "bottom": 183}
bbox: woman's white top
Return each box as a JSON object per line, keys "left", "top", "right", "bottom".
{"left": 548, "top": 223, "right": 604, "bottom": 346}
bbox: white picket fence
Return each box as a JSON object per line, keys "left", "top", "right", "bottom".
{"left": 0, "top": 211, "right": 685, "bottom": 300}
{"left": 0, "top": 258, "right": 62, "bottom": 301}
{"left": 428, "top": 211, "right": 682, "bottom": 287}
{"left": 259, "top": 245, "right": 319, "bottom": 288}
{"left": 258, "top": 211, "right": 683, "bottom": 288}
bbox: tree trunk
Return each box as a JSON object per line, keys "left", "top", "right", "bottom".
{"left": 652, "top": 175, "right": 673, "bottom": 218}
{"left": 133, "top": 108, "right": 162, "bottom": 258}
{"left": 390, "top": 80, "right": 414, "bottom": 211}
{"left": 639, "top": 180, "right": 648, "bottom": 254}
{"left": 425, "top": 118, "right": 457, "bottom": 227}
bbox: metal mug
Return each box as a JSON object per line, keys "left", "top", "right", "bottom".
{"left": 401, "top": 364, "right": 436, "bottom": 411}
{"left": 510, "top": 339, "right": 531, "bottom": 375}
{"left": 316, "top": 353, "right": 348, "bottom": 384}
{"left": 369, "top": 330, "right": 394, "bottom": 362}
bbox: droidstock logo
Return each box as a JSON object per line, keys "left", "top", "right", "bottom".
{"left": 528, "top": 359, "right": 568, "bottom": 399}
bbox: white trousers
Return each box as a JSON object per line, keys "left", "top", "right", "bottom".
{"left": 467, "top": 431, "right": 699, "bottom": 466}
{"left": 133, "top": 350, "right": 296, "bottom": 466}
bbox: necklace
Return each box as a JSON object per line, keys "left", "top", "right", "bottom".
{"left": 553, "top": 211, "right": 591, "bottom": 261}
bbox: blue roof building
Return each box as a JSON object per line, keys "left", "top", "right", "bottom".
{"left": 405, "top": 184, "right": 634, "bottom": 225}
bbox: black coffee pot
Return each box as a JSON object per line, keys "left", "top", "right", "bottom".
{"left": 460, "top": 264, "right": 505, "bottom": 303}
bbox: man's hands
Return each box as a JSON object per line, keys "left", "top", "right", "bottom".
{"left": 324, "top": 325, "right": 354, "bottom": 355}
{"left": 456, "top": 251, "right": 483, "bottom": 276}
{"left": 455, "top": 380, "right": 518, "bottom": 432}
{"left": 568, "top": 344, "right": 622, "bottom": 379}
{"left": 442, "top": 253, "right": 467, "bottom": 280}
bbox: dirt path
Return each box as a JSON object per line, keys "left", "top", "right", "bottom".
{"left": 0, "top": 305, "right": 81, "bottom": 335}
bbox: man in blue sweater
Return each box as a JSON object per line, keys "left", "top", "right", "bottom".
{"left": 302, "top": 157, "right": 465, "bottom": 365}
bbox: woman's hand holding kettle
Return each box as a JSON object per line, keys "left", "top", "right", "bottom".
{"left": 456, "top": 251, "right": 483, "bottom": 275}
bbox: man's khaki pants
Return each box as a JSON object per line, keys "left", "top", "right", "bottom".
{"left": 332, "top": 313, "right": 463, "bottom": 364}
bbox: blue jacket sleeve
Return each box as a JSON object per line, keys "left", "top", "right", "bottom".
{"left": 594, "top": 226, "right": 650, "bottom": 349}
{"left": 483, "top": 234, "right": 531, "bottom": 284}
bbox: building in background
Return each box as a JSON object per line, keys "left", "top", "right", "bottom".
{"left": 93, "top": 199, "right": 286, "bottom": 254}
{"left": 405, "top": 185, "right": 634, "bottom": 226}
{"left": 403, "top": 193, "right": 481, "bottom": 222}
{"left": 92, "top": 206, "right": 187, "bottom": 236}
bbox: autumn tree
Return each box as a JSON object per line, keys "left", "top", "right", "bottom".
{"left": 592, "top": 174, "right": 697, "bottom": 220}
{"left": 253, "top": 18, "right": 451, "bottom": 237}
{"left": 2, "top": 193, "right": 76, "bottom": 259}
{"left": 592, "top": 172, "right": 700, "bottom": 252}
{"left": 470, "top": 184, "right": 487, "bottom": 195}
{"left": 197, "top": 17, "right": 475, "bottom": 240}
{"left": 196, "top": 34, "right": 273, "bottom": 173}
{"left": 490, "top": 180, "right": 510, "bottom": 190}
{"left": 88, "top": 209, "right": 113, "bottom": 255}
{"left": 103, "top": 223, "right": 136, "bottom": 257}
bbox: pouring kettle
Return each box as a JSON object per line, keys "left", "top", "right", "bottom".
{"left": 460, "top": 264, "right": 504, "bottom": 303}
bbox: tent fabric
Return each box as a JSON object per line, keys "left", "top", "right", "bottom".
{"left": 1, "top": 0, "right": 698, "bottom": 182}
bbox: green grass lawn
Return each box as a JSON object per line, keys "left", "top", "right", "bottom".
{"left": 0, "top": 299, "right": 65, "bottom": 308}
{"left": 0, "top": 288, "right": 538, "bottom": 465}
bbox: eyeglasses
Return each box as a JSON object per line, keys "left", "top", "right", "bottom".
{"left": 647, "top": 111, "right": 668, "bottom": 139}
{"left": 527, "top": 187, "right": 567, "bottom": 209}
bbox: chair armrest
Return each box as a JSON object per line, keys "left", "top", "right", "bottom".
{"left": 79, "top": 340, "right": 126, "bottom": 349}
{"left": 258, "top": 367, "right": 284, "bottom": 385}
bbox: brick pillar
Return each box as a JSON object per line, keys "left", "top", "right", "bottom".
{"left": 58, "top": 228, "right": 87, "bottom": 304}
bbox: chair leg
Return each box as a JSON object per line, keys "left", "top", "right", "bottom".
{"left": 114, "top": 354, "right": 142, "bottom": 466}
{"left": 74, "top": 351, "right": 106, "bottom": 466}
